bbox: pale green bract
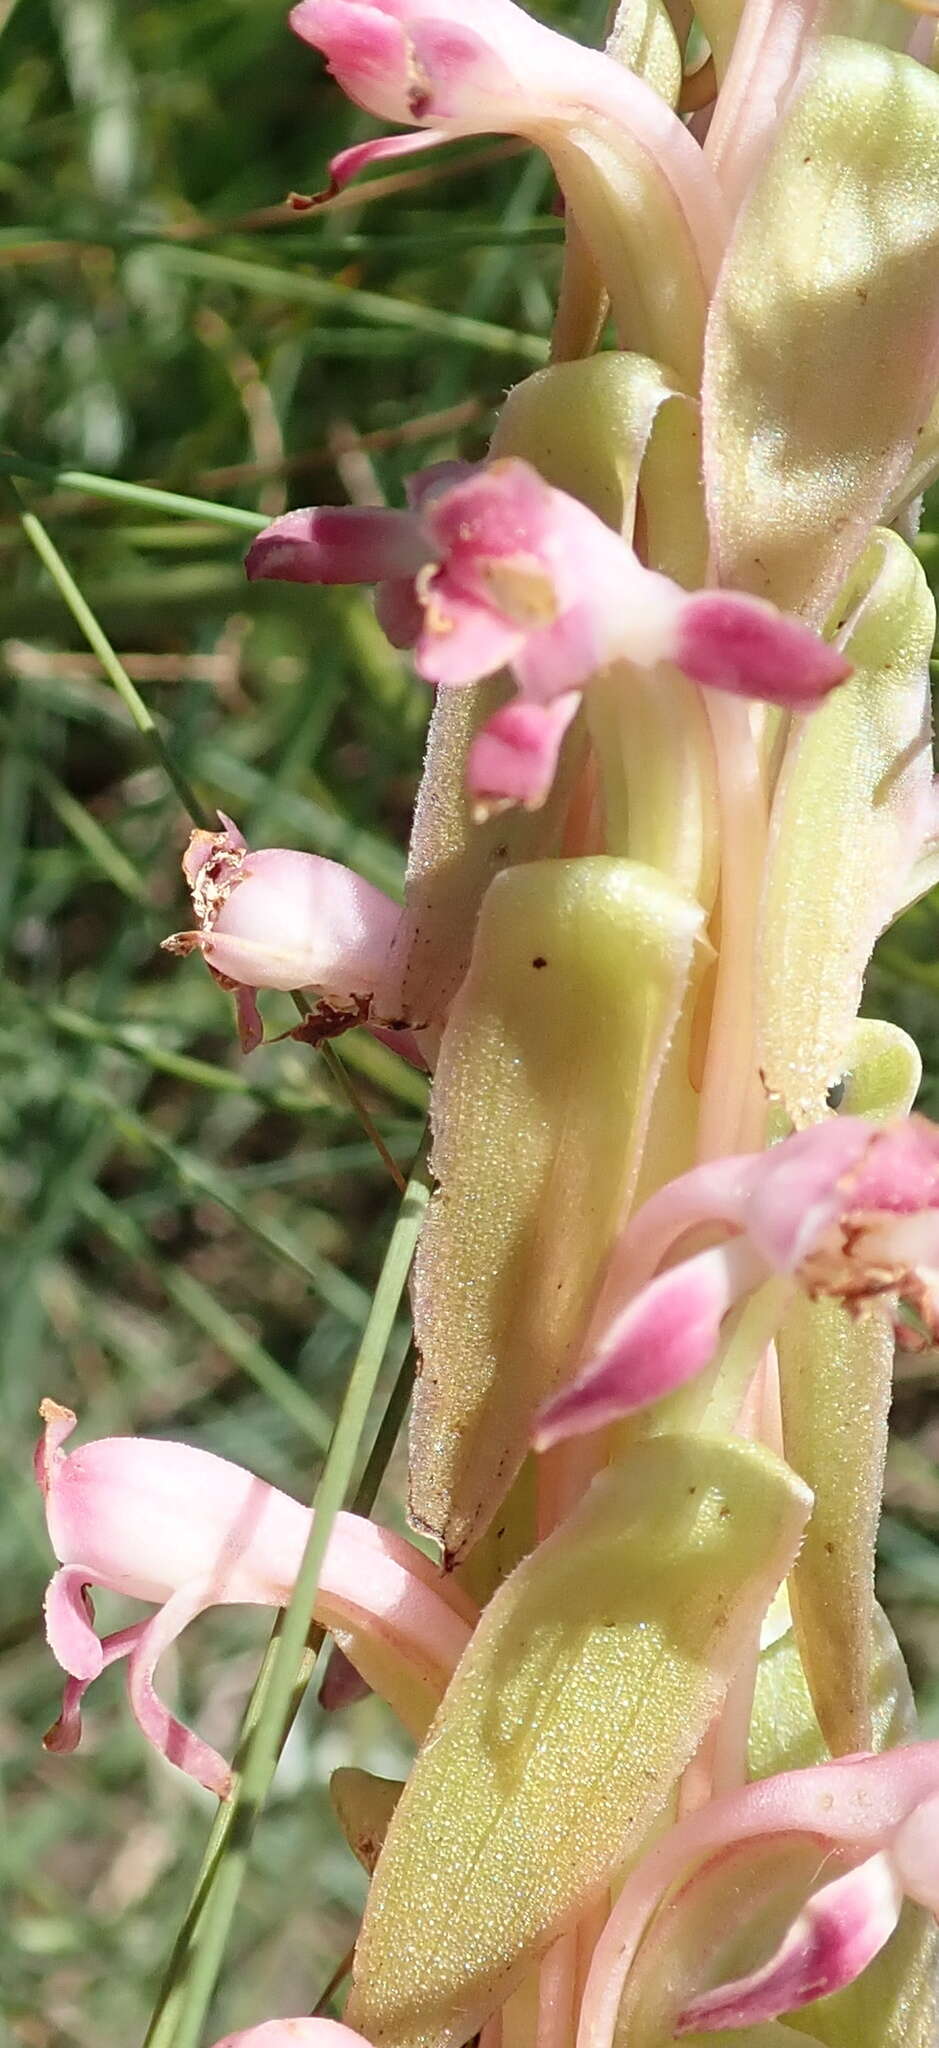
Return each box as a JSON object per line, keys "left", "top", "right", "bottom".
{"left": 704, "top": 40, "right": 939, "bottom": 620}
{"left": 409, "top": 858, "right": 703, "bottom": 1559}
{"left": 349, "top": 1434, "right": 810, "bottom": 2048}
{"left": 756, "top": 530, "right": 936, "bottom": 1127}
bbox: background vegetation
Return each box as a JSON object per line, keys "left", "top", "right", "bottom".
{"left": 3, "top": 1, "right": 939, "bottom": 2039}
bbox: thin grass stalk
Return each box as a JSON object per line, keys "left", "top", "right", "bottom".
{"left": 143, "top": 1145, "right": 430, "bottom": 2048}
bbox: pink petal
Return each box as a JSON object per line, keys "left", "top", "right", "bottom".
{"left": 374, "top": 574, "right": 425, "bottom": 649}
{"left": 43, "top": 1567, "right": 104, "bottom": 1682}
{"left": 39, "top": 1413, "right": 475, "bottom": 1760}
{"left": 674, "top": 591, "right": 851, "bottom": 708}
{"left": 211, "top": 2021, "right": 374, "bottom": 2048}
{"left": 466, "top": 692, "right": 580, "bottom": 815}
{"left": 44, "top": 1621, "right": 149, "bottom": 1755}
{"left": 535, "top": 1237, "right": 767, "bottom": 1449}
{"left": 674, "top": 1852, "right": 903, "bottom": 2032}
{"left": 739, "top": 1118, "right": 877, "bottom": 1271}
{"left": 182, "top": 813, "right": 245, "bottom": 891}
{"left": 846, "top": 1115, "right": 939, "bottom": 1215}
{"left": 289, "top": 1, "right": 414, "bottom": 122}
{"left": 245, "top": 505, "right": 428, "bottom": 586}
{"left": 892, "top": 1791, "right": 939, "bottom": 1914}
{"left": 126, "top": 1578, "right": 233, "bottom": 1798}
{"left": 413, "top": 578, "right": 524, "bottom": 687}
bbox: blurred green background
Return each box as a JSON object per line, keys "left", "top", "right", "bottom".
{"left": 2, "top": 1, "right": 939, "bottom": 2040}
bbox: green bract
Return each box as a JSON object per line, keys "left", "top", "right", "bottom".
{"left": 409, "top": 857, "right": 703, "bottom": 1559}
{"left": 704, "top": 41, "right": 939, "bottom": 619}
{"left": 756, "top": 531, "right": 935, "bottom": 1125}
{"left": 349, "top": 1434, "right": 810, "bottom": 2048}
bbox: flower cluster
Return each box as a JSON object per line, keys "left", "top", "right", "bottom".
{"left": 39, "top": 0, "right": 939, "bottom": 2044}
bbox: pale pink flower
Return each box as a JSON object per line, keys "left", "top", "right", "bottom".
{"left": 579, "top": 1746, "right": 939, "bottom": 2043}
{"left": 286, "top": 0, "right": 727, "bottom": 365}
{"left": 247, "top": 460, "right": 849, "bottom": 811}
{"left": 537, "top": 1115, "right": 939, "bottom": 1445}
{"left": 163, "top": 813, "right": 405, "bottom": 1051}
{"left": 36, "top": 1402, "right": 473, "bottom": 1795}
{"left": 211, "top": 2023, "right": 370, "bottom": 2048}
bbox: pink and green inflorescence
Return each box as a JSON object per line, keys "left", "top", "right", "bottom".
{"left": 38, "top": 1, "right": 939, "bottom": 2044}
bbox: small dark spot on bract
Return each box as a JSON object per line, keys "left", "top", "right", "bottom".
{"left": 532, "top": 955, "right": 547, "bottom": 969}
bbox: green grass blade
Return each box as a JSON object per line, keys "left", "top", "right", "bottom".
{"left": 143, "top": 1133, "right": 431, "bottom": 2048}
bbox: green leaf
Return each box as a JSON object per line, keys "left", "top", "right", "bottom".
{"left": 704, "top": 39, "right": 939, "bottom": 620}
{"left": 349, "top": 1433, "right": 810, "bottom": 2048}
{"left": 756, "top": 531, "right": 935, "bottom": 1125}
{"left": 410, "top": 857, "right": 704, "bottom": 1561}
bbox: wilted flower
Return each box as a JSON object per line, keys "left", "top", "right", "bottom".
{"left": 163, "top": 813, "right": 405, "bottom": 1049}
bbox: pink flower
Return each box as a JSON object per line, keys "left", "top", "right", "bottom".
{"left": 286, "top": 0, "right": 727, "bottom": 373}
{"left": 211, "top": 2024, "right": 370, "bottom": 2048}
{"left": 162, "top": 813, "right": 404, "bottom": 1051}
{"left": 536, "top": 1115, "right": 939, "bottom": 1446}
{"left": 246, "top": 461, "right": 849, "bottom": 812}
{"left": 578, "top": 1746, "right": 939, "bottom": 2043}
{"left": 36, "top": 1402, "right": 474, "bottom": 1794}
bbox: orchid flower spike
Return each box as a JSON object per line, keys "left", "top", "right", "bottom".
{"left": 578, "top": 1747, "right": 939, "bottom": 2040}
{"left": 537, "top": 1113, "right": 939, "bottom": 1446}
{"left": 286, "top": 0, "right": 727, "bottom": 377}
{"left": 246, "top": 461, "right": 850, "bottom": 813}
{"left": 36, "top": 1402, "right": 474, "bottom": 1795}
{"left": 162, "top": 813, "right": 404, "bottom": 1051}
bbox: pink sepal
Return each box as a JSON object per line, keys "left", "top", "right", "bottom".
{"left": 535, "top": 1238, "right": 766, "bottom": 1448}
{"left": 126, "top": 1579, "right": 234, "bottom": 1797}
{"left": 674, "top": 1852, "right": 903, "bottom": 2033}
{"left": 244, "top": 505, "right": 427, "bottom": 587}
{"left": 675, "top": 590, "right": 851, "bottom": 709}
{"left": 467, "top": 693, "right": 581, "bottom": 815}
{"left": 211, "top": 2021, "right": 372, "bottom": 2048}
{"left": 319, "top": 1642, "right": 373, "bottom": 1711}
